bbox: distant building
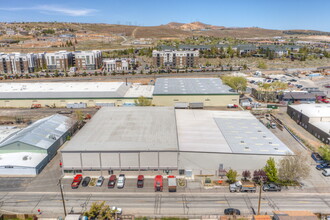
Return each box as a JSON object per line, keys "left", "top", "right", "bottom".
{"left": 5, "top": 29, "right": 15, "bottom": 36}
{"left": 103, "top": 58, "right": 135, "bottom": 72}
{"left": 273, "top": 211, "right": 318, "bottom": 220}
{"left": 287, "top": 104, "right": 330, "bottom": 144}
{"left": 152, "top": 50, "right": 199, "bottom": 68}
{"left": 45, "top": 51, "right": 73, "bottom": 70}
{"left": 73, "top": 50, "right": 102, "bottom": 70}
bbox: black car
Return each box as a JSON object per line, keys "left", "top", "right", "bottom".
{"left": 82, "top": 176, "right": 91, "bottom": 187}
{"left": 263, "top": 183, "right": 281, "bottom": 192}
{"left": 224, "top": 208, "right": 240, "bottom": 215}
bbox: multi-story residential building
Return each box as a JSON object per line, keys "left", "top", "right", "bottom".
{"left": 152, "top": 50, "right": 199, "bottom": 68}
{"left": 73, "top": 50, "right": 102, "bottom": 70}
{"left": 103, "top": 58, "right": 135, "bottom": 72}
{"left": 45, "top": 51, "right": 73, "bottom": 70}
{"left": 0, "top": 53, "right": 33, "bottom": 74}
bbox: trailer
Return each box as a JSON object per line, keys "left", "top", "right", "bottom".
{"left": 66, "top": 103, "right": 87, "bottom": 109}
{"left": 167, "top": 175, "right": 177, "bottom": 192}
{"left": 154, "top": 175, "right": 163, "bottom": 192}
{"left": 229, "top": 181, "right": 256, "bottom": 193}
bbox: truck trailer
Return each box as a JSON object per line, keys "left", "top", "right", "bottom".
{"left": 229, "top": 181, "right": 256, "bottom": 193}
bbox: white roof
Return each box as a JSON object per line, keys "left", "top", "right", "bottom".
{"left": 0, "top": 152, "right": 47, "bottom": 168}
{"left": 0, "top": 126, "right": 21, "bottom": 143}
{"left": 290, "top": 104, "right": 330, "bottom": 118}
{"left": 0, "top": 82, "right": 131, "bottom": 99}
{"left": 176, "top": 110, "right": 292, "bottom": 155}
{"left": 124, "top": 84, "right": 154, "bottom": 98}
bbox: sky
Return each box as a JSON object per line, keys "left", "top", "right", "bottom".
{"left": 0, "top": 0, "right": 329, "bottom": 32}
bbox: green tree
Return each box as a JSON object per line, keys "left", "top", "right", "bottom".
{"left": 221, "top": 75, "right": 247, "bottom": 93}
{"left": 134, "top": 96, "right": 152, "bottom": 106}
{"left": 319, "top": 145, "right": 330, "bottom": 161}
{"left": 264, "top": 157, "right": 278, "bottom": 183}
{"left": 84, "top": 201, "right": 115, "bottom": 220}
{"left": 226, "top": 169, "right": 238, "bottom": 183}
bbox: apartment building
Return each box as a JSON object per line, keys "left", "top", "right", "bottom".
{"left": 73, "top": 50, "right": 102, "bottom": 70}
{"left": 45, "top": 51, "right": 73, "bottom": 71}
{"left": 103, "top": 58, "right": 135, "bottom": 72}
{"left": 0, "top": 53, "right": 35, "bottom": 74}
{"left": 152, "top": 50, "right": 199, "bottom": 68}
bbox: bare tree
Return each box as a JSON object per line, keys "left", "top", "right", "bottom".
{"left": 278, "top": 152, "right": 310, "bottom": 183}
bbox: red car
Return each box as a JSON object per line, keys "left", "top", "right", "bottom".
{"left": 321, "top": 99, "right": 329, "bottom": 103}
{"left": 108, "top": 175, "right": 117, "bottom": 188}
{"left": 71, "top": 174, "right": 83, "bottom": 189}
{"left": 137, "top": 175, "right": 144, "bottom": 188}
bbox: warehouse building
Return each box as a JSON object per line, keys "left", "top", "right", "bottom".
{"left": 152, "top": 78, "right": 239, "bottom": 107}
{"left": 0, "top": 82, "right": 154, "bottom": 108}
{"left": 287, "top": 104, "right": 330, "bottom": 144}
{"left": 0, "top": 114, "right": 75, "bottom": 176}
{"left": 61, "top": 107, "right": 292, "bottom": 176}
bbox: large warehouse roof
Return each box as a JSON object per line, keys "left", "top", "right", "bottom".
{"left": 177, "top": 110, "right": 292, "bottom": 155}
{"left": 289, "top": 104, "right": 330, "bottom": 118}
{"left": 0, "top": 82, "right": 131, "bottom": 99}
{"left": 0, "top": 114, "right": 73, "bottom": 150}
{"left": 62, "top": 107, "right": 179, "bottom": 152}
{"left": 153, "top": 78, "right": 236, "bottom": 95}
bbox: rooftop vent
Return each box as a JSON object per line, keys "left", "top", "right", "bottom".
{"left": 22, "top": 155, "right": 31, "bottom": 160}
{"left": 241, "top": 141, "right": 245, "bottom": 143}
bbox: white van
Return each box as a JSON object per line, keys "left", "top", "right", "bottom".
{"left": 322, "top": 168, "right": 330, "bottom": 177}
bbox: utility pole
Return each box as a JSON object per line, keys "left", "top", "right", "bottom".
{"left": 257, "top": 182, "right": 262, "bottom": 215}
{"left": 58, "top": 177, "right": 67, "bottom": 217}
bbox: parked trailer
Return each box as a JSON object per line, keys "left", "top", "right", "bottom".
{"left": 154, "top": 175, "right": 163, "bottom": 192}
{"left": 229, "top": 181, "right": 256, "bottom": 193}
{"left": 66, "top": 103, "right": 87, "bottom": 109}
{"left": 168, "top": 175, "right": 177, "bottom": 192}
{"left": 189, "top": 102, "right": 204, "bottom": 109}
{"left": 95, "top": 103, "right": 115, "bottom": 107}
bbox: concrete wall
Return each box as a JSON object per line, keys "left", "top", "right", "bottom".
{"left": 0, "top": 98, "right": 139, "bottom": 108}
{"left": 61, "top": 151, "right": 178, "bottom": 172}
{"left": 152, "top": 95, "right": 239, "bottom": 107}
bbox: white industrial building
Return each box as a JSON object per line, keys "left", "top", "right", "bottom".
{"left": 61, "top": 107, "right": 293, "bottom": 176}
{"left": 0, "top": 114, "right": 75, "bottom": 176}
{"left": 0, "top": 82, "right": 154, "bottom": 108}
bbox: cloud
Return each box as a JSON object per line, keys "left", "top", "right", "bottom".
{"left": 0, "top": 5, "right": 97, "bottom": 16}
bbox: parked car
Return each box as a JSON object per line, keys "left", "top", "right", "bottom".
{"left": 263, "top": 183, "right": 281, "bottom": 192}
{"left": 108, "top": 175, "right": 117, "bottom": 188}
{"left": 96, "top": 176, "right": 104, "bottom": 187}
{"left": 224, "top": 208, "right": 241, "bottom": 215}
{"left": 322, "top": 168, "right": 330, "bottom": 177}
{"left": 71, "top": 174, "right": 83, "bottom": 189}
{"left": 316, "top": 163, "right": 330, "bottom": 170}
{"left": 117, "top": 174, "right": 125, "bottom": 188}
{"left": 312, "top": 152, "right": 325, "bottom": 163}
{"left": 137, "top": 175, "right": 144, "bottom": 188}
{"left": 82, "top": 176, "right": 91, "bottom": 187}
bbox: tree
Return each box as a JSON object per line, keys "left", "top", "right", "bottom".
{"left": 253, "top": 169, "right": 268, "bottom": 183}
{"left": 278, "top": 152, "right": 310, "bottom": 183}
{"left": 221, "top": 75, "right": 247, "bottom": 93}
{"left": 134, "top": 96, "right": 152, "bottom": 106}
{"left": 226, "top": 169, "right": 238, "bottom": 183}
{"left": 242, "top": 170, "right": 251, "bottom": 181}
{"left": 264, "top": 157, "right": 278, "bottom": 183}
{"left": 319, "top": 145, "right": 330, "bottom": 161}
{"left": 84, "top": 201, "right": 115, "bottom": 220}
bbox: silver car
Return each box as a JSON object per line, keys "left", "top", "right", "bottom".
{"left": 96, "top": 176, "right": 104, "bottom": 187}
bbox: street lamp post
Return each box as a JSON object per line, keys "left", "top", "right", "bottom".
{"left": 257, "top": 182, "right": 263, "bottom": 215}
{"left": 58, "top": 177, "right": 67, "bottom": 217}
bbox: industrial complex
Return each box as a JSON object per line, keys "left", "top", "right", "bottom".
{"left": 287, "top": 104, "right": 330, "bottom": 144}
{"left": 61, "top": 107, "right": 292, "bottom": 176}
{"left": 0, "top": 78, "right": 239, "bottom": 108}
{"left": 0, "top": 114, "right": 75, "bottom": 175}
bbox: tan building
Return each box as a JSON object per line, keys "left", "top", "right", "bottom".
{"left": 45, "top": 51, "right": 73, "bottom": 71}
{"left": 152, "top": 78, "right": 239, "bottom": 107}
{"left": 103, "top": 58, "right": 135, "bottom": 72}
{"left": 73, "top": 50, "right": 102, "bottom": 70}
{"left": 152, "top": 50, "right": 199, "bottom": 68}
{"left": 0, "top": 53, "right": 38, "bottom": 74}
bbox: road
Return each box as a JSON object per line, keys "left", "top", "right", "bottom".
{"left": 1, "top": 191, "right": 330, "bottom": 217}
